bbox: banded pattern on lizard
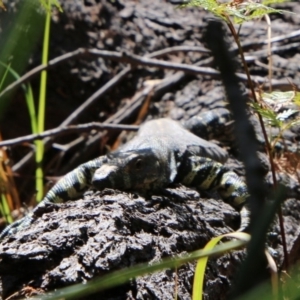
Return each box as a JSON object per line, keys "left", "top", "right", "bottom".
{"left": 0, "top": 117, "right": 250, "bottom": 240}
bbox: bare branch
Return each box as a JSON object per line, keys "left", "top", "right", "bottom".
{"left": 0, "top": 49, "right": 86, "bottom": 99}
{"left": 0, "top": 45, "right": 285, "bottom": 100}
{"left": 0, "top": 46, "right": 210, "bottom": 99}
{"left": 60, "top": 67, "right": 131, "bottom": 127}
{"left": 238, "top": 28, "right": 300, "bottom": 50}
{"left": 81, "top": 49, "right": 290, "bottom": 85}
{"left": 9, "top": 45, "right": 288, "bottom": 172}
{"left": 0, "top": 122, "right": 139, "bottom": 148}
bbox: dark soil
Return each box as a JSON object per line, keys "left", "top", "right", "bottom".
{"left": 0, "top": 0, "right": 299, "bottom": 299}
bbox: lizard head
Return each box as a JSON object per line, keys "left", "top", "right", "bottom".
{"left": 92, "top": 149, "right": 164, "bottom": 191}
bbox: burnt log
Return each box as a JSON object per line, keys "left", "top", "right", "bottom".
{"left": 0, "top": 186, "right": 245, "bottom": 300}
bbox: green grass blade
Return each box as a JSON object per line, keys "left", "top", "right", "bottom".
{"left": 25, "top": 84, "right": 38, "bottom": 134}
{"left": 0, "top": 0, "right": 44, "bottom": 113}
{"left": 1, "top": 194, "right": 12, "bottom": 224}
{"left": 35, "top": 239, "right": 247, "bottom": 300}
{"left": 193, "top": 232, "right": 250, "bottom": 300}
{"left": 0, "top": 61, "right": 37, "bottom": 134}
{"left": 0, "top": 201, "right": 4, "bottom": 223}
{"left": 0, "top": 62, "right": 11, "bottom": 91}
{"left": 0, "top": 62, "right": 36, "bottom": 223}
{"left": 36, "top": 0, "right": 52, "bottom": 202}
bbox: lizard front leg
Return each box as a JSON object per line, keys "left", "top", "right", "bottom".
{"left": 0, "top": 156, "right": 108, "bottom": 240}
{"left": 176, "top": 156, "right": 250, "bottom": 232}
{"left": 43, "top": 156, "right": 108, "bottom": 203}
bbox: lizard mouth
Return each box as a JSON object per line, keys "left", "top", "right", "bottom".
{"left": 135, "top": 178, "right": 157, "bottom": 189}
{"left": 92, "top": 165, "right": 118, "bottom": 189}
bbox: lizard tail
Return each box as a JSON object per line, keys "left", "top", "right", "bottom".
{"left": 237, "top": 205, "right": 251, "bottom": 232}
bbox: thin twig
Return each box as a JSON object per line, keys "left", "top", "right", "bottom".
{"left": 265, "top": 28, "right": 300, "bottom": 44}
{"left": 12, "top": 66, "right": 132, "bottom": 172}
{"left": 0, "top": 46, "right": 283, "bottom": 101}
{"left": 0, "top": 123, "right": 139, "bottom": 148}
{"left": 265, "top": 14, "right": 272, "bottom": 91}
{"left": 13, "top": 47, "right": 188, "bottom": 172}
{"left": 245, "top": 42, "right": 300, "bottom": 62}
{"left": 0, "top": 46, "right": 209, "bottom": 99}
{"left": 0, "top": 49, "right": 86, "bottom": 99}
{"left": 85, "top": 49, "right": 274, "bottom": 83}
{"left": 56, "top": 80, "right": 163, "bottom": 174}
{"left": 60, "top": 68, "right": 131, "bottom": 127}
{"left": 94, "top": 49, "right": 220, "bottom": 75}
{"left": 143, "top": 45, "right": 210, "bottom": 58}
{"left": 10, "top": 43, "right": 288, "bottom": 174}
{"left": 237, "top": 28, "right": 300, "bottom": 51}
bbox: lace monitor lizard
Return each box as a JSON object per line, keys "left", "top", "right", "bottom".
{"left": 0, "top": 114, "right": 250, "bottom": 240}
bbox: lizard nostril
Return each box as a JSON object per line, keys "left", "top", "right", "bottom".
{"left": 135, "top": 159, "right": 143, "bottom": 170}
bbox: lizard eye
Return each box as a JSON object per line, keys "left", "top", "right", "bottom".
{"left": 135, "top": 159, "right": 143, "bottom": 170}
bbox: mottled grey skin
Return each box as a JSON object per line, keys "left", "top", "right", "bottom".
{"left": 93, "top": 119, "right": 228, "bottom": 191}
{"left": 0, "top": 118, "right": 250, "bottom": 240}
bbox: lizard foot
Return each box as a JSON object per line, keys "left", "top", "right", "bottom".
{"left": 0, "top": 213, "right": 35, "bottom": 241}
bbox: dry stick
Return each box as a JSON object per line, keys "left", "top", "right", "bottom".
{"left": 85, "top": 49, "right": 278, "bottom": 84}
{"left": 0, "top": 49, "right": 86, "bottom": 99}
{"left": 58, "top": 48, "right": 215, "bottom": 127}
{"left": 86, "top": 49, "right": 220, "bottom": 76}
{"left": 11, "top": 45, "right": 287, "bottom": 173}
{"left": 245, "top": 42, "right": 300, "bottom": 62}
{"left": 0, "top": 47, "right": 285, "bottom": 102}
{"left": 56, "top": 81, "right": 164, "bottom": 174}
{"left": 0, "top": 46, "right": 210, "bottom": 99}
{"left": 57, "top": 72, "right": 188, "bottom": 174}
{"left": 12, "top": 67, "right": 131, "bottom": 172}
{"left": 265, "top": 14, "right": 272, "bottom": 92}
{"left": 0, "top": 123, "right": 139, "bottom": 148}
{"left": 265, "top": 28, "right": 300, "bottom": 44}
{"left": 236, "top": 28, "right": 300, "bottom": 51}
{"left": 142, "top": 45, "right": 210, "bottom": 58}
{"left": 13, "top": 46, "right": 197, "bottom": 172}
{"left": 2, "top": 28, "right": 298, "bottom": 99}
{"left": 254, "top": 59, "right": 283, "bottom": 73}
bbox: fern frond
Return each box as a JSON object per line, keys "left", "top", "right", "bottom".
{"left": 181, "top": 0, "right": 292, "bottom": 25}
{"left": 251, "top": 102, "right": 283, "bottom": 128}
{"left": 262, "top": 91, "right": 296, "bottom": 104}
{"left": 262, "top": 0, "right": 289, "bottom": 5}
{"left": 293, "top": 92, "right": 300, "bottom": 107}
{"left": 277, "top": 109, "right": 298, "bottom": 121}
